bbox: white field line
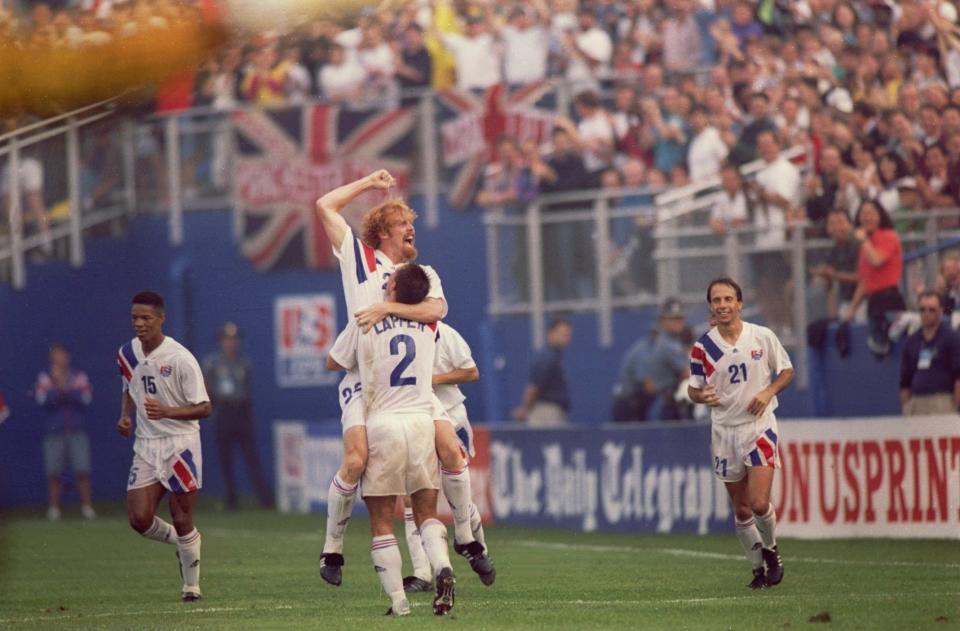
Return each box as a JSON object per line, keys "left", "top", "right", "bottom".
{"left": 513, "top": 540, "right": 960, "bottom": 568}
{"left": 4, "top": 593, "right": 959, "bottom": 624}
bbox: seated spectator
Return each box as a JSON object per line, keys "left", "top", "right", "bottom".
{"left": 844, "top": 199, "right": 906, "bottom": 357}
{"left": 809, "top": 209, "right": 863, "bottom": 321}
{"left": 899, "top": 291, "right": 960, "bottom": 416}
{"left": 875, "top": 151, "right": 914, "bottom": 215}
{"left": 916, "top": 144, "right": 960, "bottom": 220}
{"left": 611, "top": 297, "right": 691, "bottom": 422}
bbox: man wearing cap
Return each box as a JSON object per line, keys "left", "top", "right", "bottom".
{"left": 612, "top": 299, "right": 692, "bottom": 421}
{"left": 202, "top": 323, "right": 273, "bottom": 510}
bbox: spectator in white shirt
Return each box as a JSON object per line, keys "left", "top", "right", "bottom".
{"left": 561, "top": 7, "right": 612, "bottom": 91}
{"left": 571, "top": 90, "right": 616, "bottom": 175}
{"left": 319, "top": 43, "right": 367, "bottom": 104}
{"left": 358, "top": 23, "right": 398, "bottom": 109}
{"left": 710, "top": 164, "right": 749, "bottom": 236}
{"left": 438, "top": 15, "right": 501, "bottom": 92}
{"left": 499, "top": 3, "right": 550, "bottom": 86}
{"left": 281, "top": 44, "right": 312, "bottom": 104}
{"left": 751, "top": 130, "right": 801, "bottom": 250}
{"left": 687, "top": 105, "right": 729, "bottom": 182}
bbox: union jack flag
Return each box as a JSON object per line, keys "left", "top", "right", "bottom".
{"left": 233, "top": 105, "right": 416, "bottom": 270}
{"left": 437, "top": 82, "right": 558, "bottom": 208}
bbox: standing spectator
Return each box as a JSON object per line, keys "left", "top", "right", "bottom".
{"left": 844, "top": 199, "right": 906, "bottom": 357}
{"left": 436, "top": 14, "right": 501, "bottom": 92}
{"left": 395, "top": 23, "right": 432, "bottom": 105}
{"left": 803, "top": 144, "right": 844, "bottom": 231}
{"left": 279, "top": 43, "right": 311, "bottom": 104}
{"left": 499, "top": 2, "right": 550, "bottom": 86}
{"left": 709, "top": 163, "right": 750, "bottom": 236}
{"left": 810, "top": 209, "right": 863, "bottom": 320}
{"left": 240, "top": 46, "right": 286, "bottom": 106}
{"left": 661, "top": 0, "right": 701, "bottom": 73}
{"left": 318, "top": 42, "right": 367, "bottom": 104}
{"left": 687, "top": 105, "right": 730, "bottom": 182}
{"left": 202, "top": 323, "right": 274, "bottom": 511}
{"left": 642, "top": 89, "right": 687, "bottom": 175}
{"left": 35, "top": 343, "right": 95, "bottom": 521}
{"left": 357, "top": 23, "right": 398, "bottom": 109}
{"left": 1, "top": 117, "right": 51, "bottom": 254}
{"left": 569, "top": 91, "right": 616, "bottom": 176}
{"left": 612, "top": 298, "right": 691, "bottom": 422}
{"left": 729, "top": 92, "right": 778, "bottom": 166}
{"left": 561, "top": 6, "right": 613, "bottom": 92}
{"left": 900, "top": 291, "right": 960, "bottom": 415}
{"left": 512, "top": 317, "right": 573, "bottom": 426}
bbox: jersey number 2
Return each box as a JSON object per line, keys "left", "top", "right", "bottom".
{"left": 389, "top": 335, "right": 417, "bottom": 387}
{"left": 728, "top": 363, "right": 747, "bottom": 384}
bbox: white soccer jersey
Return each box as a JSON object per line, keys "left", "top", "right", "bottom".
{"left": 332, "top": 225, "right": 447, "bottom": 318}
{"left": 357, "top": 316, "right": 438, "bottom": 416}
{"left": 117, "top": 337, "right": 209, "bottom": 439}
{"left": 689, "top": 321, "right": 792, "bottom": 427}
{"left": 433, "top": 322, "right": 476, "bottom": 412}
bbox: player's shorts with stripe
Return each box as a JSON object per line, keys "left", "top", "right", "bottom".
{"left": 445, "top": 402, "right": 476, "bottom": 459}
{"left": 338, "top": 376, "right": 365, "bottom": 434}
{"left": 710, "top": 414, "right": 780, "bottom": 483}
{"left": 127, "top": 433, "right": 203, "bottom": 494}
{"left": 362, "top": 409, "right": 438, "bottom": 498}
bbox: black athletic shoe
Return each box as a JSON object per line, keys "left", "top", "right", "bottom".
{"left": 762, "top": 545, "right": 784, "bottom": 586}
{"left": 181, "top": 589, "right": 203, "bottom": 602}
{"left": 454, "top": 541, "right": 496, "bottom": 586}
{"left": 432, "top": 567, "right": 456, "bottom": 616}
{"left": 403, "top": 575, "right": 433, "bottom": 592}
{"left": 319, "top": 552, "right": 344, "bottom": 586}
{"left": 748, "top": 566, "right": 766, "bottom": 590}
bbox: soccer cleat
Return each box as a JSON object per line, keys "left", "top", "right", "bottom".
{"left": 384, "top": 599, "right": 411, "bottom": 617}
{"left": 432, "top": 567, "right": 456, "bottom": 615}
{"left": 403, "top": 575, "right": 432, "bottom": 592}
{"left": 319, "top": 552, "right": 344, "bottom": 586}
{"left": 181, "top": 587, "right": 202, "bottom": 602}
{"left": 454, "top": 541, "right": 496, "bottom": 586}
{"left": 748, "top": 566, "right": 766, "bottom": 590}
{"left": 762, "top": 545, "right": 784, "bottom": 586}
{"left": 80, "top": 505, "right": 97, "bottom": 520}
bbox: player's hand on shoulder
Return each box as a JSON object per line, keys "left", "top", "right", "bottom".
{"left": 117, "top": 415, "right": 132, "bottom": 437}
{"left": 355, "top": 303, "right": 390, "bottom": 332}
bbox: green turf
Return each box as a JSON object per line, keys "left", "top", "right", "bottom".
{"left": 0, "top": 504, "right": 957, "bottom": 630}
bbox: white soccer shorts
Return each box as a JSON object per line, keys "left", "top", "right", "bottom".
{"left": 362, "top": 410, "right": 438, "bottom": 498}
{"left": 339, "top": 376, "right": 365, "bottom": 434}
{"left": 710, "top": 415, "right": 780, "bottom": 483}
{"left": 127, "top": 433, "right": 203, "bottom": 494}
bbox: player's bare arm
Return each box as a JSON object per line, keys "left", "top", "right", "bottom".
{"left": 326, "top": 355, "right": 345, "bottom": 371}
{"left": 746, "top": 368, "right": 795, "bottom": 416}
{"left": 512, "top": 384, "right": 540, "bottom": 420}
{"left": 144, "top": 398, "right": 212, "bottom": 421}
{"left": 433, "top": 366, "right": 479, "bottom": 386}
{"left": 315, "top": 170, "right": 396, "bottom": 250}
{"left": 117, "top": 390, "right": 135, "bottom": 437}
{"left": 354, "top": 297, "right": 444, "bottom": 332}
{"left": 688, "top": 383, "right": 721, "bottom": 407}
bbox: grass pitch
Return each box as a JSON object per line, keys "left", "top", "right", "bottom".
{"left": 0, "top": 505, "right": 957, "bottom": 630}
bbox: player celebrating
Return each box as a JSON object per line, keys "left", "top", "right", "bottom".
{"left": 687, "top": 278, "right": 794, "bottom": 589}
{"left": 116, "top": 291, "right": 212, "bottom": 602}
{"left": 403, "top": 320, "right": 491, "bottom": 592}
{"left": 315, "top": 170, "right": 491, "bottom": 586}
{"left": 329, "top": 265, "right": 458, "bottom": 616}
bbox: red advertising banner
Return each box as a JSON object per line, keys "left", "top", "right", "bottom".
{"left": 775, "top": 417, "right": 960, "bottom": 539}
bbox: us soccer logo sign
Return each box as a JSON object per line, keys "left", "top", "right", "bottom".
{"left": 274, "top": 294, "right": 337, "bottom": 388}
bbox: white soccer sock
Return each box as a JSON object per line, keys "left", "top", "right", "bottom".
{"left": 371, "top": 535, "right": 404, "bottom": 605}
{"left": 470, "top": 503, "right": 487, "bottom": 551}
{"left": 419, "top": 518, "right": 452, "bottom": 577}
{"left": 403, "top": 508, "right": 432, "bottom": 581}
{"left": 735, "top": 516, "right": 764, "bottom": 569}
{"left": 142, "top": 516, "right": 176, "bottom": 545}
{"left": 177, "top": 529, "right": 202, "bottom": 589}
{"left": 441, "top": 464, "right": 475, "bottom": 545}
{"left": 323, "top": 473, "right": 358, "bottom": 554}
{"left": 754, "top": 503, "right": 777, "bottom": 549}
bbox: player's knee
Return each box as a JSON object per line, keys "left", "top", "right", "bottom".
{"left": 750, "top": 500, "right": 771, "bottom": 516}
{"left": 342, "top": 452, "right": 366, "bottom": 481}
{"left": 436, "top": 436, "right": 463, "bottom": 469}
{"left": 733, "top": 505, "right": 753, "bottom": 522}
{"left": 172, "top": 512, "right": 193, "bottom": 535}
{"left": 129, "top": 512, "right": 153, "bottom": 534}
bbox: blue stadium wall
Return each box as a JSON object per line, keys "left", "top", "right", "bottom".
{"left": 0, "top": 198, "right": 901, "bottom": 508}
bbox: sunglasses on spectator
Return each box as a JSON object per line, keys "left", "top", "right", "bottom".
{"left": 919, "top": 307, "right": 941, "bottom": 312}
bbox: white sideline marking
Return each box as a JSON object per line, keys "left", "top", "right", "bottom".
{"left": 6, "top": 593, "right": 959, "bottom": 624}
{"left": 514, "top": 540, "right": 960, "bottom": 568}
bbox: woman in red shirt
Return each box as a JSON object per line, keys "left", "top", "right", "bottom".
{"left": 845, "top": 199, "right": 906, "bottom": 356}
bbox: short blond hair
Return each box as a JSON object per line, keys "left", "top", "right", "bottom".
{"left": 361, "top": 198, "right": 417, "bottom": 249}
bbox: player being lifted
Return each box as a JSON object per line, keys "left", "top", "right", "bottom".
{"left": 402, "top": 320, "right": 489, "bottom": 592}
{"left": 116, "top": 291, "right": 212, "bottom": 602}
{"left": 328, "top": 264, "right": 458, "bottom": 616}
{"left": 314, "top": 170, "right": 493, "bottom": 586}
{"left": 687, "top": 278, "right": 794, "bottom": 589}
